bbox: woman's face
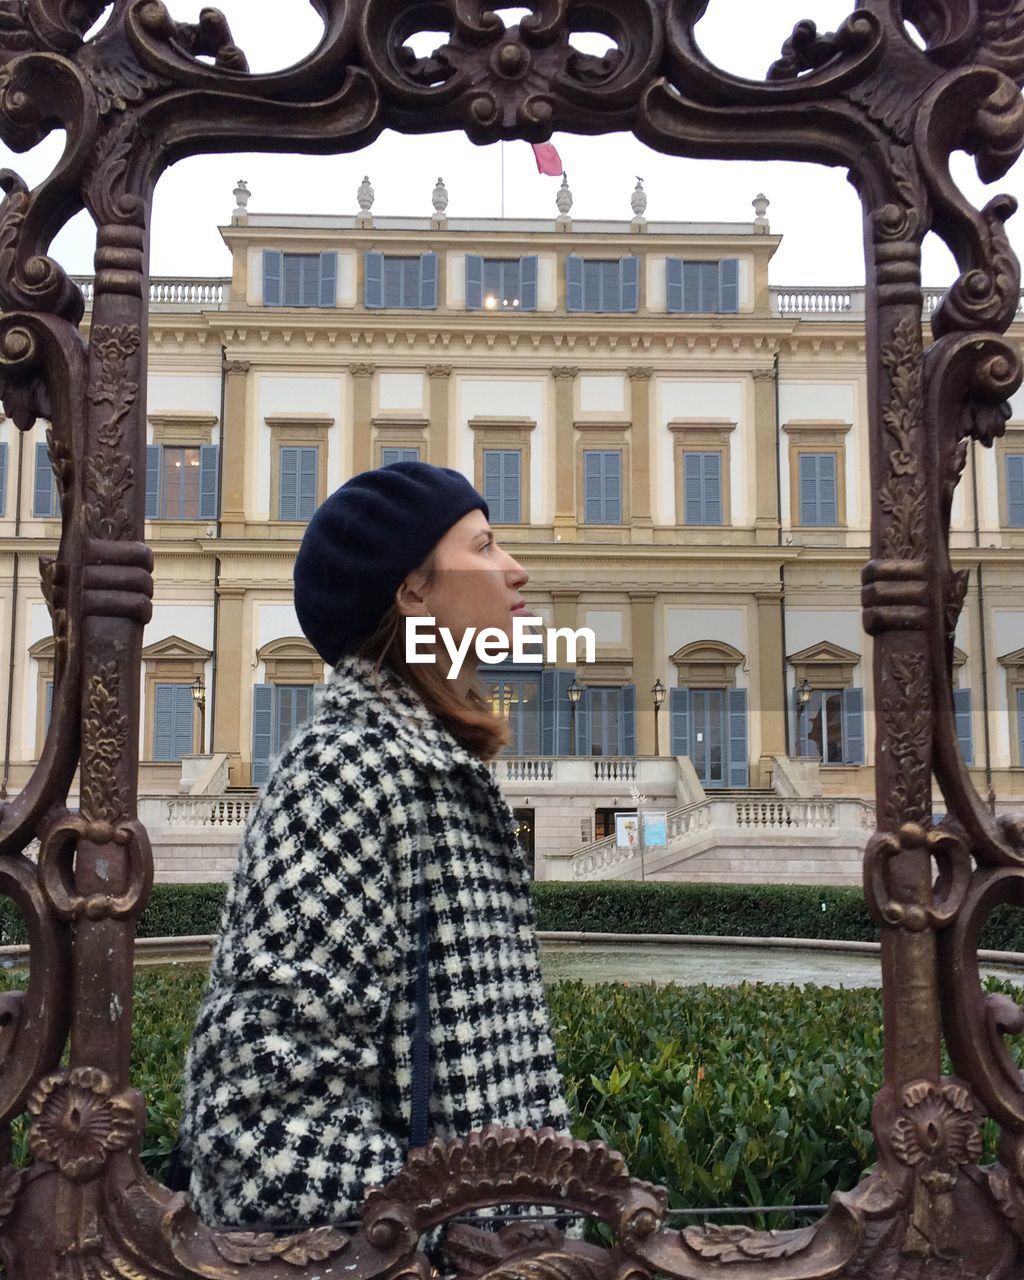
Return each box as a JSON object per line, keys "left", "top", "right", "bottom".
{"left": 396, "top": 509, "right": 529, "bottom": 682}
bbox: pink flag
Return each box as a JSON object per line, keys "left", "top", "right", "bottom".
{"left": 531, "top": 142, "right": 563, "bottom": 176}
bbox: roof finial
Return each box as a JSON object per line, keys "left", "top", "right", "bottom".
{"left": 231, "top": 178, "right": 250, "bottom": 225}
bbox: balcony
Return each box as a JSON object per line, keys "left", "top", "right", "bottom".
{"left": 73, "top": 276, "right": 231, "bottom": 311}
{"left": 771, "top": 285, "right": 1024, "bottom": 322}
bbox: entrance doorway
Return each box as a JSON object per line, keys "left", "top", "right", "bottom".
{"left": 690, "top": 688, "right": 727, "bottom": 789}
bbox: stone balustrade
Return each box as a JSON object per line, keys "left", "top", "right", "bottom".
{"left": 73, "top": 276, "right": 230, "bottom": 309}
{"left": 771, "top": 285, "right": 1024, "bottom": 321}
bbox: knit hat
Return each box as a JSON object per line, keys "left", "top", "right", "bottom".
{"left": 293, "top": 461, "right": 489, "bottom": 667}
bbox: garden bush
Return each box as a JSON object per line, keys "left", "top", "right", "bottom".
{"left": 3, "top": 880, "right": 1023, "bottom": 950}
{"left": 5, "top": 967, "right": 1020, "bottom": 1217}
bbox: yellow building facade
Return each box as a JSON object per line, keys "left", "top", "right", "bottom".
{"left": 1, "top": 190, "right": 1021, "bottom": 879}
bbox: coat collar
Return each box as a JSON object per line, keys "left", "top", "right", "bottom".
{"left": 320, "top": 655, "right": 495, "bottom": 782}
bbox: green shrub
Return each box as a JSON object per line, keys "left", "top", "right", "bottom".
{"left": 3, "top": 880, "right": 1023, "bottom": 952}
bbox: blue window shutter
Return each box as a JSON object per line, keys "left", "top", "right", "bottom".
{"left": 1007, "top": 454, "right": 1024, "bottom": 528}
{"left": 575, "top": 684, "right": 591, "bottom": 756}
{"left": 381, "top": 446, "right": 419, "bottom": 466}
{"left": 466, "top": 254, "right": 483, "bottom": 310}
{"left": 199, "top": 444, "right": 219, "bottom": 520}
{"left": 279, "top": 447, "right": 298, "bottom": 519}
{"left": 842, "top": 687, "right": 865, "bottom": 765}
{"left": 605, "top": 450, "right": 621, "bottom": 523}
{"left": 34, "top": 442, "right": 54, "bottom": 517}
{"left": 153, "top": 684, "right": 174, "bottom": 761}
{"left": 684, "top": 452, "right": 703, "bottom": 524}
{"left": 566, "top": 256, "right": 584, "bottom": 312}
{"left": 520, "top": 255, "right": 538, "bottom": 310}
{"left": 818, "top": 453, "right": 837, "bottom": 525}
{"left": 795, "top": 688, "right": 812, "bottom": 757}
{"left": 670, "top": 687, "right": 690, "bottom": 756}
{"left": 364, "top": 251, "right": 384, "bottom": 308}
{"left": 619, "top": 256, "right": 639, "bottom": 312}
{"left": 319, "top": 251, "right": 337, "bottom": 307}
{"left": 666, "top": 257, "right": 683, "bottom": 313}
{"left": 704, "top": 452, "right": 722, "bottom": 524}
{"left": 540, "top": 668, "right": 556, "bottom": 754}
{"left": 622, "top": 685, "right": 636, "bottom": 755}
{"left": 719, "top": 258, "right": 739, "bottom": 312}
{"left": 584, "top": 451, "right": 602, "bottom": 524}
{"left": 145, "top": 444, "right": 161, "bottom": 519}
{"left": 298, "top": 447, "right": 318, "bottom": 519}
{"left": 419, "top": 251, "right": 438, "bottom": 308}
{"left": 263, "top": 250, "right": 282, "bottom": 306}
{"left": 954, "top": 687, "right": 974, "bottom": 765}
{"left": 0, "top": 441, "right": 7, "bottom": 518}
{"left": 1018, "top": 689, "right": 1024, "bottom": 768}
{"left": 728, "top": 688, "right": 749, "bottom": 786}
{"left": 45, "top": 680, "right": 53, "bottom": 731}
{"left": 252, "top": 684, "right": 274, "bottom": 786}
{"left": 503, "top": 450, "right": 520, "bottom": 523}
{"left": 799, "top": 454, "right": 818, "bottom": 526}
{"left": 554, "top": 669, "right": 573, "bottom": 755}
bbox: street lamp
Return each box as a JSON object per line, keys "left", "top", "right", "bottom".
{"left": 796, "top": 679, "right": 812, "bottom": 756}
{"left": 567, "top": 676, "right": 582, "bottom": 756}
{"left": 191, "top": 675, "right": 207, "bottom": 754}
{"left": 651, "top": 678, "right": 666, "bottom": 756}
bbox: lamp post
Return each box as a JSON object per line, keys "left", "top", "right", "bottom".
{"left": 796, "top": 678, "right": 811, "bottom": 755}
{"left": 567, "top": 676, "right": 582, "bottom": 756}
{"left": 651, "top": 677, "right": 666, "bottom": 755}
{"left": 191, "top": 675, "right": 207, "bottom": 754}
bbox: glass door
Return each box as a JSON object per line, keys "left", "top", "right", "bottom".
{"left": 690, "top": 688, "right": 727, "bottom": 788}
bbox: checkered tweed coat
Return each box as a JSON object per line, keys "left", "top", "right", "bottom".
{"left": 179, "top": 655, "right": 569, "bottom": 1228}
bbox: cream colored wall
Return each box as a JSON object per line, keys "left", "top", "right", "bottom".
{"left": 378, "top": 372, "right": 425, "bottom": 413}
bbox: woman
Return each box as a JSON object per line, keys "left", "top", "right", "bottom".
{"left": 178, "top": 461, "right": 569, "bottom": 1230}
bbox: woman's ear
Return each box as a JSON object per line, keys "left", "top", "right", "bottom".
{"left": 394, "top": 568, "right": 432, "bottom": 619}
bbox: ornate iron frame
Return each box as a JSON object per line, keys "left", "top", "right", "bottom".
{"left": 0, "top": 0, "right": 1022, "bottom": 1275}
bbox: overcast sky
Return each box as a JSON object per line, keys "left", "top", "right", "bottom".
{"left": 3, "top": 0, "right": 1022, "bottom": 286}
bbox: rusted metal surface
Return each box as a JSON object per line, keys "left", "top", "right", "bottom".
{"left": 0, "top": 1, "right": 1022, "bottom": 1276}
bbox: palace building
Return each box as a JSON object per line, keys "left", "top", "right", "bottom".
{"left": 2, "top": 178, "right": 1022, "bottom": 882}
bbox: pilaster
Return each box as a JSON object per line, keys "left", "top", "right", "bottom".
{"left": 350, "top": 363, "right": 375, "bottom": 475}
{"left": 630, "top": 591, "right": 657, "bottom": 754}
{"left": 426, "top": 364, "right": 453, "bottom": 466}
{"left": 628, "top": 367, "right": 653, "bottom": 534}
{"left": 552, "top": 367, "right": 577, "bottom": 540}
{"left": 752, "top": 367, "right": 781, "bottom": 546}
{"left": 213, "top": 584, "right": 245, "bottom": 782}
{"left": 220, "top": 360, "right": 250, "bottom": 537}
{"left": 755, "top": 588, "right": 787, "bottom": 786}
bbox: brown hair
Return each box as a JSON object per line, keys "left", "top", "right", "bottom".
{"left": 354, "top": 559, "right": 509, "bottom": 761}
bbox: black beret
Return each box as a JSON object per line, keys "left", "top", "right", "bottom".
{"left": 293, "top": 461, "right": 489, "bottom": 667}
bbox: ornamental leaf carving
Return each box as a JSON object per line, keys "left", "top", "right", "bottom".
{"left": 681, "top": 1222, "right": 817, "bottom": 1264}
{"left": 881, "top": 653, "right": 931, "bottom": 826}
{"left": 210, "top": 1225, "right": 349, "bottom": 1266}
{"left": 80, "top": 663, "right": 129, "bottom": 823}
{"left": 84, "top": 324, "right": 140, "bottom": 541}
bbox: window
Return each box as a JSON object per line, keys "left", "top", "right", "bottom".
{"left": 0, "top": 441, "right": 7, "bottom": 517}
{"left": 487, "top": 669, "right": 541, "bottom": 754}
{"left": 954, "top": 687, "right": 974, "bottom": 765}
{"left": 574, "top": 686, "right": 636, "bottom": 756}
{"left": 483, "top": 449, "right": 521, "bottom": 524}
{"left": 666, "top": 258, "right": 739, "bottom": 313}
{"left": 145, "top": 445, "right": 219, "bottom": 520}
{"left": 364, "top": 252, "right": 438, "bottom": 309}
{"left": 252, "top": 682, "right": 326, "bottom": 785}
{"left": 263, "top": 251, "right": 337, "bottom": 307}
{"left": 152, "top": 683, "right": 195, "bottom": 761}
{"left": 798, "top": 452, "right": 839, "bottom": 526}
{"left": 669, "top": 686, "right": 749, "bottom": 787}
{"left": 583, "top": 450, "right": 622, "bottom": 524}
{"left": 278, "top": 446, "right": 318, "bottom": 521}
{"left": 380, "top": 446, "right": 420, "bottom": 466}
{"left": 466, "top": 256, "right": 538, "bottom": 311}
{"left": 34, "top": 442, "right": 59, "bottom": 517}
{"left": 1007, "top": 453, "right": 1024, "bottom": 528}
{"left": 796, "top": 688, "right": 864, "bottom": 765}
{"left": 566, "top": 256, "right": 639, "bottom": 313}
{"left": 683, "top": 451, "right": 723, "bottom": 525}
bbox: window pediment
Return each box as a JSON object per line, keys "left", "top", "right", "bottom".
{"left": 788, "top": 640, "right": 860, "bottom": 689}
{"left": 671, "top": 640, "right": 744, "bottom": 688}
{"left": 999, "top": 646, "right": 1024, "bottom": 670}
{"left": 142, "top": 635, "right": 212, "bottom": 662}
{"left": 257, "top": 636, "right": 324, "bottom": 684}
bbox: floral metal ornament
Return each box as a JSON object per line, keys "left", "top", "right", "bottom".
{"left": 0, "top": 1, "right": 1020, "bottom": 1278}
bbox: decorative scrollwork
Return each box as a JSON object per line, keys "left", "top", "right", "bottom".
{"left": 880, "top": 652, "right": 931, "bottom": 828}
{"left": 27, "top": 1067, "right": 139, "bottom": 1182}
{"left": 209, "top": 1225, "right": 350, "bottom": 1267}
{"left": 864, "top": 822, "right": 971, "bottom": 931}
{"left": 80, "top": 662, "right": 130, "bottom": 823}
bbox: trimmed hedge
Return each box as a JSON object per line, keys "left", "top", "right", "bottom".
{"left": 2, "top": 880, "right": 1023, "bottom": 952}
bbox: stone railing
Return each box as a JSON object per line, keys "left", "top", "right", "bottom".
{"left": 565, "top": 794, "right": 877, "bottom": 880}
{"left": 165, "top": 795, "right": 256, "bottom": 827}
{"left": 490, "top": 755, "right": 674, "bottom": 788}
{"left": 73, "top": 276, "right": 231, "bottom": 309}
{"left": 771, "top": 285, "right": 1024, "bottom": 322}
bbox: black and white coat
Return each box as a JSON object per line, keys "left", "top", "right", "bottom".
{"left": 179, "top": 655, "right": 569, "bottom": 1228}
